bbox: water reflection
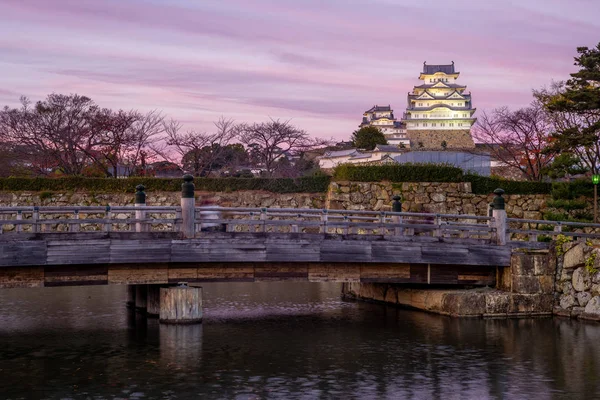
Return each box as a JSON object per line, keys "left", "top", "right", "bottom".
{"left": 0, "top": 283, "right": 599, "bottom": 399}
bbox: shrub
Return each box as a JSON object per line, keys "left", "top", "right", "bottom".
{"left": 545, "top": 199, "right": 588, "bottom": 210}
{"left": 465, "top": 174, "right": 552, "bottom": 195}
{"left": 333, "top": 163, "right": 463, "bottom": 182}
{"left": 0, "top": 176, "right": 331, "bottom": 193}
{"left": 551, "top": 179, "right": 594, "bottom": 199}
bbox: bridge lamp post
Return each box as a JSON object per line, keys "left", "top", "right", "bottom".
{"left": 593, "top": 174, "right": 600, "bottom": 223}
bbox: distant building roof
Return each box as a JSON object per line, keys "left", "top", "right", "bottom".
{"left": 322, "top": 149, "right": 359, "bottom": 158}
{"left": 365, "top": 105, "right": 392, "bottom": 113}
{"left": 422, "top": 62, "right": 457, "bottom": 75}
{"left": 373, "top": 144, "right": 404, "bottom": 153}
{"left": 414, "top": 83, "right": 466, "bottom": 89}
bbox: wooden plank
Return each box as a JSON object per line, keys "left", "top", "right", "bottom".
{"left": 110, "top": 239, "right": 172, "bottom": 263}
{"left": 0, "top": 241, "right": 47, "bottom": 267}
{"left": 195, "top": 263, "right": 254, "bottom": 282}
{"left": 410, "top": 264, "right": 428, "bottom": 284}
{"left": 320, "top": 241, "right": 372, "bottom": 263}
{"left": 255, "top": 263, "right": 308, "bottom": 281}
{"left": 0, "top": 266, "right": 44, "bottom": 288}
{"left": 44, "top": 264, "right": 108, "bottom": 286}
{"left": 168, "top": 265, "right": 199, "bottom": 282}
{"left": 370, "top": 243, "right": 424, "bottom": 263}
{"left": 108, "top": 263, "right": 169, "bottom": 285}
{"left": 47, "top": 240, "right": 110, "bottom": 265}
{"left": 360, "top": 263, "right": 410, "bottom": 282}
{"left": 308, "top": 263, "right": 360, "bottom": 282}
{"left": 429, "top": 264, "right": 458, "bottom": 284}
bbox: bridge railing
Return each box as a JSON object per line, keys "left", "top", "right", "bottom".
{"left": 0, "top": 205, "right": 498, "bottom": 241}
{"left": 507, "top": 218, "right": 600, "bottom": 243}
{"left": 0, "top": 206, "right": 181, "bottom": 234}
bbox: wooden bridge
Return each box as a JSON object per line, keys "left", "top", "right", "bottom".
{"left": 1, "top": 200, "right": 600, "bottom": 289}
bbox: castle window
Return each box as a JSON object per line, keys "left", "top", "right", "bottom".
{"left": 454, "top": 114, "right": 458, "bottom": 117}
{"left": 441, "top": 123, "right": 445, "bottom": 127}
{"left": 432, "top": 123, "right": 436, "bottom": 127}
{"left": 450, "top": 123, "right": 454, "bottom": 127}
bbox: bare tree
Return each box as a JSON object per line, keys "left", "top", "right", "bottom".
{"left": 472, "top": 101, "right": 555, "bottom": 181}
{"left": 165, "top": 116, "right": 239, "bottom": 176}
{"left": 0, "top": 94, "right": 103, "bottom": 175}
{"left": 237, "top": 119, "right": 329, "bottom": 177}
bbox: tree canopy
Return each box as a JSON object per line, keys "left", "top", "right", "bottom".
{"left": 350, "top": 126, "right": 387, "bottom": 150}
{"left": 538, "top": 43, "right": 600, "bottom": 173}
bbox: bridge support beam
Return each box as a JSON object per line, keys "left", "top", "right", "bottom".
{"left": 159, "top": 284, "right": 203, "bottom": 324}
{"left": 135, "top": 284, "right": 147, "bottom": 311}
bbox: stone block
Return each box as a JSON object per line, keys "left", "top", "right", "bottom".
{"left": 539, "top": 275, "right": 555, "bottom": 294}
{"left": 572, "top": 267, "right": 591, "bottom": 292}
{"left": 511, "top": 253, "right": 534, "bottom": 276}
{"left": 359, "top": 283, "right": 386, "bottom": 302}
{"left": 534, "top": 253, "right": 555, "bottom": 276}
{"left": 564, "top": 244, "right": 585, "bottom": 269}
{"left": 584, "top": 296, "right": 600, "bottom": 315}
{"left": 509, "top": 294, "right": 554, "bottom": 314}
{"left": 442, "top": 292, "right": 486, "bottom": 316}
{"left": 577, "top": 291, "right": 592, "bottom": 307}
{"left": 384, "top": 287, "right": 397, "bottom": 304}
{"left": 559, "top": 293, "right": 576, "bottom": 309}
{"left": 485, "top": 292, "right": 509, "bottom": 314}
{"left": 511, "top": 275, "right": 541, "bottom": 294}
{"left": 571, "top": 306, "right": 585, "bottom": 318}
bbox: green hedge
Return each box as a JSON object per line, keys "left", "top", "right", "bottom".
{"left": 332, "top": 164, "right": 552, "bottom": 195}
{"left": 0, "top": 176, "right": 331, "bottom": 193}
{"left": 333, "top": 163, "right": 464, "bottom": 183}
{"left": 465, "top": 174, "right": 552, "bottom": 195}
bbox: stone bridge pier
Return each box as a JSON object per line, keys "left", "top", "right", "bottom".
{"left": 342, "top": 249, "right": 557, "bottom": 318}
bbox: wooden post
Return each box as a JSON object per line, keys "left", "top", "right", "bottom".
{"left": 595, "top": 184, "right": 598, "bottom": 224}
{"left": 16, "top": 210, "right": 22, "bottom": 233}
{"left": 126, "top": 285, "right": 136, "bottom": 308}
{"left": 135, "top": 284, "right": 148, "bottom": 310}
{"left": 181, "top": 175, "right": 196, "bottom": 238}
{"left": 71, "top": 209, "right": 80, "bottom": 232}
{"left": 392, "top": 195, "right": 403, "bottom": 236}
{"left": 320, "top": 209, "right": 328, "bottom": 234}
{"left": 104, "top": 205, "right": 112, "bottom": 232}
{"left": 159, "top": 284, "right": 203, "bottom": 324}
{"left": 260, "top": 208, "right": 267, "bottom": 232}
{"left": 135, "top": 185, "right": 147, "bottom": 233}
{"left": 434, "top": 214, "right": 442, "bottom": 238}
{"left": 147, "top": 284, "right": 161, "bottom": 316}
{"left": 492, "top": 188, "right": 507, "bottom": 245}
{"left": 32, "top": 206, "right": 39, "bottom": 233}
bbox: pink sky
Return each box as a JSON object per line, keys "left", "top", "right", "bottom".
{"left": 0, "top": 0, "right": 598, "bottom": 141}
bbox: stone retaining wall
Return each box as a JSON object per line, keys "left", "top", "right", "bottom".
{"left": 553, "top": 241, "right": 600, "bottom": 321}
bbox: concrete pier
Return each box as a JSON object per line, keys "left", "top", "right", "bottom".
{"left": 126, "top": 285, "right": 136, "bottom": 308}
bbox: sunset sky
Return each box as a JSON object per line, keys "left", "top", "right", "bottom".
{"left": 1, "top": 0, "right": 598, "bottom": 141}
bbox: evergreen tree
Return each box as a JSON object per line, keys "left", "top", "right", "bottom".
{"left": 350, "top": 126, "right": 387, "bottom": 150}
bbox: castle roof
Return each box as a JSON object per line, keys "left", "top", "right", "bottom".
{"left": 408, "top": 91, "right": 471, "bottom": 101}
{"left": 414, "top": 83, "right": 466, "bottom": 89}
{"left": 407, "top": 104, "right": 476, "bottom": 112}
{"left": 422, "top": 62, "right": 457, "bottom": 75}
{"left": 365, "top": 105, "right": 392, "bottom": 113}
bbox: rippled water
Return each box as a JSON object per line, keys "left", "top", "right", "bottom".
{"left": 1, "top": 283, "right": 600, "bottom": 399}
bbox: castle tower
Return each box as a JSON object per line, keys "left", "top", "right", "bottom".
{"left": 359, "top": 105, "right": 410, "bottom": 148}
{"left": 400, "top": 62, "right": 476, "bottom": 149}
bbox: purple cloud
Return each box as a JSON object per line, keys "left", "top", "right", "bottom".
{"left": 0, "top": 0, "right": 598, "bottom": 140}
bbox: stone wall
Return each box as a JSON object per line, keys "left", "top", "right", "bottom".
{"left": 0, "top": 191, "right": 326, "bottom": 209}
{"left": 327, "top": 181, "right": 553, "bottom": 221}
{"left": 406, "top": 129, "right": 475, "bottom": 149}
{"left": 553, "top": 241, "right": 600, "bottom": 321}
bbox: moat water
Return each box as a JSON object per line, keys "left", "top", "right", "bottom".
{"left": 1, "top": 283, "right": 600, "bottom": 399}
